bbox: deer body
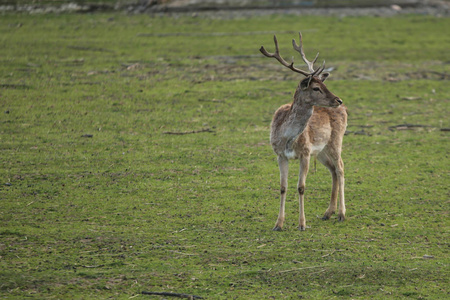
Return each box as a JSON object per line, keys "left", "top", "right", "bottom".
{"left": 261, "top": 33, "right": 348, "bottom": 231}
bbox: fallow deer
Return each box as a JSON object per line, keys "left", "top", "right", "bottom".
{"left": 260, "top": 32, "right": 348, "bottom": 231}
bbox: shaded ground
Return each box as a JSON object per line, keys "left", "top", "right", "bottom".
{"left": 1, "top": 0, "right": 449, "bottom": 16}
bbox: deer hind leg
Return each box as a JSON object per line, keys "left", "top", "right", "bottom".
{"left": 297, "top": 155, "right": 310, "bottom": 231}
{"left": 318, "top": 153, "right": 338, "bottom": 220}
{"left": 336, "top": 157, "right": 345, "bottom": 221}
{"left": 273, "top": 156, "right": 289, "bottom": 231}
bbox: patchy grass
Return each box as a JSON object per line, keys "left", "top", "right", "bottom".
{"left": 0, "top": 12, "right": 449, "bottom": 299}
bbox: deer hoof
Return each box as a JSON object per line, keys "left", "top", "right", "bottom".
{"left": 338, "top": 214, "right": 345, "bottom": 222}
{"left": 298, "top": 225, "right": 308, "bottom": 231}
{"left": 272, "top": 226, "right": 283, "bottom": 231}
{"left": 322, "top": 210, "right": 335, "bottom": 220}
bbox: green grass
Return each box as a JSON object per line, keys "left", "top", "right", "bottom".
{"left": 1, "top": 12, "right": 449, "bottom": 299}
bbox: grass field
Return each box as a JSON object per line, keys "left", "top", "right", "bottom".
{"left": 1, "top": 11, "right": 449, "bottom": 299}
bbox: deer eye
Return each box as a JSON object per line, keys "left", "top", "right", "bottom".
{"left": 313, "top": 87, "right": 321, "bottom": 92}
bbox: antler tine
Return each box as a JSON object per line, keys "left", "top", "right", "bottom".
{"left": 260, "top": 35, "right": 310, "bottom": 76}
{"left": 312, "top": 60, "right": 326, "bottom": 76}
{"left": 259, "top": 35, "right": 279, "bottom": 57}
{"left": 292, "top": 32, "right": 324, "bottom": 75}
{"left": 311, "top": 52, "right": 320, "bottom": 65}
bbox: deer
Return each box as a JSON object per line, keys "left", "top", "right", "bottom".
{"left": 260, "top": 32, "right": 348, "bottom": 231}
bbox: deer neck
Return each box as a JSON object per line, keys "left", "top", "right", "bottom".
{"left": 281, "top": 96, "right": 314, "bottom": 156}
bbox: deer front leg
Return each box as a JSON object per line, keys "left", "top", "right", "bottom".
{"left": 298, "top": 155, "right": 310, "bottom": 231}
{"left": 273, "top": 156, "right": 289, "bottom": 231}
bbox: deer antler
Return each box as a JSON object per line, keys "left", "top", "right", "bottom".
{"left": 260, "top": 32, "right": 325, "bottom": 77}
{"left": 260, "top": 35, "right": 310, "bottom": 76}
{"left": 292, "top": 32, "right": 325, "bottom": 76}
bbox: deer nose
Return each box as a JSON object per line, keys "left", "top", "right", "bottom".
{"left": 335, "top": 98, "right": 343, "bottom": 105}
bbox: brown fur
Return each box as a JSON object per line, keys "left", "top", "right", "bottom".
{"left": 260, "top": 32, "right": 348, "bottom": 231}
{"left": 270, "top": 76, "right": 348, "bottom": 231}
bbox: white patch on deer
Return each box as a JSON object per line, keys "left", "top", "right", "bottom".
{"left": 311, "top": 142, "right": 327, "bottom": 155}
{"left": 284, "top": 149, "right": 297, "bottom": 160}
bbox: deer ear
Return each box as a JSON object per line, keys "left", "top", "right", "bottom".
{"left": 300, "top": 76, "right": 312, "bottom": 90}
{"left": 319, "top": 72, "right": 330, "bottom": 82}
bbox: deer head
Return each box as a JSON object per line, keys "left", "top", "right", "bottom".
{"left": 260, "top": 32, "right": 343, "bottom": 108}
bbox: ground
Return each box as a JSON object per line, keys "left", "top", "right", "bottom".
{"left": 0, "top": 5, "right": 449, "bottom": 300}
